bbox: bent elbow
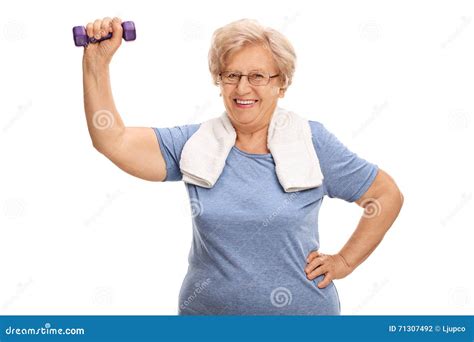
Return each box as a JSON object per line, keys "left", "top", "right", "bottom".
{"left": 392, "top": 187, "right": 404, "bottom": 216}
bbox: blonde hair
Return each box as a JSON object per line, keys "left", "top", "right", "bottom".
{"left": 208, "top": 19, "right": 296, "bottom": 91}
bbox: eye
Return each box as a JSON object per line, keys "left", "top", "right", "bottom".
{"left": 226, "top": 72, "right": 240, "bottom": 79}
{"left": 250, "top": 73, "right": 265, "bottom": 80}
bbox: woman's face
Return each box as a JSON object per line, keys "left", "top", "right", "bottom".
{"left": 219, "top": 44, "right": 285, "bottom": 132}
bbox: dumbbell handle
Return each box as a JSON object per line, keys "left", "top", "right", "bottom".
{"left": 72, "top": 21, "right": 136, "bottom": 47}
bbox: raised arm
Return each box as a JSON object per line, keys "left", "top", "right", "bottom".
{"left": 82, "top": 17, "right": 166, "bottom": 181}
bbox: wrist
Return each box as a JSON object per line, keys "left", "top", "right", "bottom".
{"left": 82, "top": 58, "right": 110, "bottom": 75}
{"left": 337, "top": 253, "right": 354, "bottom": 273}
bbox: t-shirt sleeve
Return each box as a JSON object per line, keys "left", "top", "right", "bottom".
{"left": 309, "top": 120, "right": 379, "bottom": 202}
{"left": 151, "top": 124, "right": 201, "bottom": 181}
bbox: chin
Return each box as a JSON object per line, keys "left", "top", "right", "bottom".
{"left": 229, "top": 111, "right": 261, "bottom": 125}
{"left": 228, "top": 106, "right": 265, "bottom": 125}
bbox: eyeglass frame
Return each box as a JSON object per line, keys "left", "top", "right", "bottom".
{"left": 218, "top": 70, "right": 280, "bottom": 86}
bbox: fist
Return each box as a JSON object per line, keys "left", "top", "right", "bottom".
{"left": 83, "top": 17, "right": 123, "bottom": 67}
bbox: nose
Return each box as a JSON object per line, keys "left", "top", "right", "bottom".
{"left": 236, "top": 75, "right": 252, "bottom": 94}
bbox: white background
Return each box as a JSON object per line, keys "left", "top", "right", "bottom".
{"left": 1, "top": 0, "right": 473, "bottom": 315}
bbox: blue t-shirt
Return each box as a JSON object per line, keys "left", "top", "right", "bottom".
{"left": 152, "top": 120, "right": 378, "bottom": 315}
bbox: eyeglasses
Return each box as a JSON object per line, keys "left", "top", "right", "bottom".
{"left": 219, "top": 71, "right": 280, "bottom": 86}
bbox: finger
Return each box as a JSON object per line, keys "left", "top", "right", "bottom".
{"left": 317, "top": 273, "right": 332, "bottom": 288}
{"left": 86, "top": 22, "right": 94, "bottom": 38}
{"left": 101, "top": 17, "right": 113, "bottom": 36}
{"left": 110, "top": 17, "right": 123, "bottom": 45}
{"left": 305, "top": 256, "right": 324, "bottom": 274}
{"left": 304, "top": 258, "right": 324, "bottom": 273}
{"left": 307, "top": 265, "right": 328, "bottom": 280}
{"left": 306, "top": 250, "right": 320, "bottom": 263}
{"left": 93, "top": 19, "right": 102, "bottom": 39}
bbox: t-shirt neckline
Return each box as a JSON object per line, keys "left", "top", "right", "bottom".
{"left": 232, "top": 145, "right": 273, "bottom": 158}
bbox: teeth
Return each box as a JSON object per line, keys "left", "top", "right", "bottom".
{"left": 236, "top": 99, "right": 256, "bottom": 105}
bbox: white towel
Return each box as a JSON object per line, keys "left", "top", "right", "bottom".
{"left": 179, "top": 107, "right": 324, "bottom": 192}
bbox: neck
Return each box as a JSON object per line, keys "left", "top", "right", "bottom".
{"left": 235, "top": 123, "right": 270, "bottom": 154}
{"left": 228, "top": 104, "right": 277, "bottom": 154}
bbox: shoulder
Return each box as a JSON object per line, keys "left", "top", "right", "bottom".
{"left": 174, "top": 122, "right": 202, "bottom": 139}
{"left": 308, "top": 120, "right": 325, "bottom": 135}
{"left": 154, "top": 122, "right": 202, "bottom": 143}
{"left": 307, "top": 119, "right": 351, "bottom": 162}
{"left": 307, "top": 120, "right": 332, "bottom": 150}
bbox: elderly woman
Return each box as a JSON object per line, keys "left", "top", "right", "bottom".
{"left": 82, "top": 17, "right": 403, "bottom": 315}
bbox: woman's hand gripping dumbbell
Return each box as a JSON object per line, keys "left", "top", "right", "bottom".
{"left": 77, "top": 17, "right": 136, "bottom": 67}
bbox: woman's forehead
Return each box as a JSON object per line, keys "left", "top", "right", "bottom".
{"left": 225, "top": 45, "right": 277, "bottom": 71}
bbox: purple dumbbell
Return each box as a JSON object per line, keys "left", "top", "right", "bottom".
{"left": 72, "top": 21, "right": 136, "bottom": 47}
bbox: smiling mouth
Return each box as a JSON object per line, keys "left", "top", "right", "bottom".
{"left": 234, "top": 99, "right": 259, "bottom": 107}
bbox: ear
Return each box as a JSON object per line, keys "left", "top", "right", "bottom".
{"left": 277, "top": 77, "right": 287, "bottom": 98}
{"left": 278, "top": 87, "right": 286, "bottom": 98}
